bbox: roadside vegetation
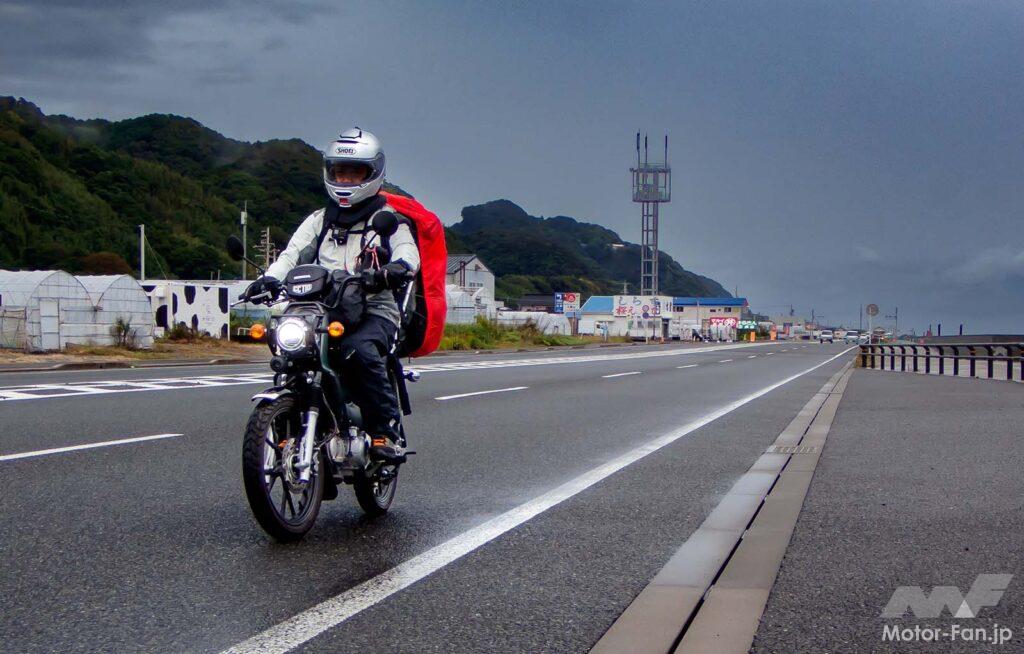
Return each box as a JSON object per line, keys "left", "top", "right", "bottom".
{"left": 439, "top": 316, "right": 627, "bottom": 351}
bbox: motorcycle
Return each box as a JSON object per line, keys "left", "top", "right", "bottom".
{"left": 225, "top": 213, "right": 418, "bottom": 541}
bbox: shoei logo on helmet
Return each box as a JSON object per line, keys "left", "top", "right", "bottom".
{"left": 334, "top": 146, "right": 356, "bottom": 154}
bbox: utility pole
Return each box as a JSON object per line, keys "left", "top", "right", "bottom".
{"left": 884, "top": 307, "right": 899, "bottom": 339}
{"left": 253, "top": 227, "right": 277, "bottom": 270}
{"left": 240, "top": 202, "right": 248, "bottom": 279}
{"left": 139, "top": 224, "right": 146, "bottom": 281}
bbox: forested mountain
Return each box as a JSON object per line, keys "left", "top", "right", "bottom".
{"left": 451, "top": 200, "right": 730, "bottom": 299}
{"left": 0, "top": 97, "right": 408, "bottom": 278}
{"left": 0, "top": 97, "right": 729, "bottom": 298}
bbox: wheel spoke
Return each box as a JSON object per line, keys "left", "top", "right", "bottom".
{"left": 284, "top": 489, "right": 296, "bottom": 517}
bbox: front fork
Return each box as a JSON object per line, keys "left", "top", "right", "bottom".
{"left": 295, "top": 377, "right": 323, "bottom": 484}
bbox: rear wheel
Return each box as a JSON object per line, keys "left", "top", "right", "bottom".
{"left": 353, "top": 465, "right": 398, "bottom": 516}
{"left": 242, "top": 397, "right": 324, "bottom": 541}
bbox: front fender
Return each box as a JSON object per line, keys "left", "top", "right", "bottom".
{"left": 251, "top": 387, "right": 294, "bottom": 404}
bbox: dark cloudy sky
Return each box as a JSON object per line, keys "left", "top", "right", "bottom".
{"left": 3, "top": 1, "right": 1022, "bottom": 334}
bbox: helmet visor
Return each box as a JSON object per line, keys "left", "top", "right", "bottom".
{"left": 325, "top": 161, "right": 373, "bottom": 187}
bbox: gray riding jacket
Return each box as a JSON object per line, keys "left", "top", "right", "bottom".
{"left": 266, "top": 202, "right": 420, "bottom": 326}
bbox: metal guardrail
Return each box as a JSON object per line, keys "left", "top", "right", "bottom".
{"left": 860, "top": 343, "right": 1024, "bottom": 381}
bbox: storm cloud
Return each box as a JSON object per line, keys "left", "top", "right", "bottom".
{"left": 3, "top": 0, "right": 1023, "bottom": 333}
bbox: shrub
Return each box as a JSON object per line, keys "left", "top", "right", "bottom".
{"left": 110, "top": 316, "right": 138, "bottom": 348}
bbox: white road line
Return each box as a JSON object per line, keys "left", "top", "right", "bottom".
{"left": 676, "top": 364, "right": 698, "bottom": 369}
{"left": 718, "top": 359, "right": 733, "bottom": 363}
{"left": 435, "top": 386, "right": 528, "bottom": 401}
{"left": 219, "top": 346, "right": 857, "bottom": 654}
{"left": 766, "top": 353, "right": 775, "bottom": 356}
{"left": 0, "top": 343, "right": 773, "bottom": 403}
{"left": 748, "top": 355, "right": 758, "bottom": 358}
{"left": 601, "top": 371, "right": 641, "bottom": 378}
{"left": 0, "top": 433, "right": 183, "bottom": 463}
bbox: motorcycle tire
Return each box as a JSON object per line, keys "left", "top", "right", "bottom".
{"left": 242, "top": 396, "right": 325, "bottom": 542}
{"left": 353, "top": 465, "right": 398, "bottom": 517}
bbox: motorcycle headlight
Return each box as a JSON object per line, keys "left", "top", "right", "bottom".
{"left": 275, "top": 318, "right": 310, "bottom": 352}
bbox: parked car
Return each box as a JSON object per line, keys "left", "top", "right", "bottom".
{"left": 819, "top": 329, "right": 834, "bottom": 343}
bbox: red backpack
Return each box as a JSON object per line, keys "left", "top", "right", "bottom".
{"left": 380, "top": 191, "right": 447, "bottom": 357}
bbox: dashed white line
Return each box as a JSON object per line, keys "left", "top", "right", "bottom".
{"left": 718, "top": 359, "right": 734, "bottom": 363}
{"left": 766, "top": 353, "right": 775, "bottom": 356}
{"left": 601, "top": 371, "right": 642, "bottom": 379}
{"left": 218, "top": 346, "right": 857, "bottom": 654}
{"left": 0, "top": 433, "right": 183, "bottom": 462}
{"left": 435, "top": 386, "right": 528, "bottom": 401}
{"left": 0, "top": 342, "right": 774, "bottom": 403}
{"left": 748, "top": 355, "right": 758, "bottom": 358}
{"left": 676, "top": 364, "right": 699, "bottom": 369}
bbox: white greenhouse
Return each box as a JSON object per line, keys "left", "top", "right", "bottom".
{"left": 496, "top": 311, "right": 572, "bottom": 335}
{"left": 0, "top": 270, "right": 97, "bottom": 351}
{"left": 77, "top": 275, "right": 156, "bottom": 348}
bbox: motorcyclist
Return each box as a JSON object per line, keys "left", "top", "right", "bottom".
{"left": 244, "top": 128, "right": 419, "bottom": 462}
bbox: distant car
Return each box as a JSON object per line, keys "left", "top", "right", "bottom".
{"left": 844, "top": 331, "right": 860, "bottom": 344}
{"left": 858, "top": 333, "right": 870, "bottom": 343}
{"left": 819, "top": 330, "right": 834, "bottom": 343}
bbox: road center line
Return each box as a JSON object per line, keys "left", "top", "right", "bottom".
{"left": 719, "top": 359, "right": 733, "bottom": 363}
{"left": 676, "top": 364, "right": 698, "bottom": 369}
{"left": 748, "top": 355, "right": 758, "bottom": 358}
{"left": 435, "top": 386, "right": 528, "bottom": 401}
{"left": 766, "top": 353, "right": 775, "bottom": 356}
{"left": 601, "top": 371, "right": 642, "bottom": 378}
{"left": 219, "top": 346, "right": 856, "bottom": 654}
{"left": 0, "top": 433, "right": 184, "bottom": 462}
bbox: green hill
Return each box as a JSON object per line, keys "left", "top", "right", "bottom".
{"left": 0, "top": 97, "right": 409, "bottom": 278}
{"left": 451, "top": 200, "right": 730, "bottom": 299}
{"left": 0, "top": 96, "right": 730, "bottom": 299}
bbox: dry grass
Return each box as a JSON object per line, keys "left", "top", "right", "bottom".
{"left": 0, "top": 339, "right": 267, "bottom": 364}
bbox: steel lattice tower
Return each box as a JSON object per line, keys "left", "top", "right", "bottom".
{"left": 631, "top": 133, "right": 671, "bottom": 296}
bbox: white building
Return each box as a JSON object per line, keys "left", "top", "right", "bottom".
{"left": 446, "top": 254, "right": 495, "bottom": 298}
{"left": 77, "top": 275, "right": 156, "bottom": 348}
{"left": 141, "top": 280, "right": 244, "bottom": 338}
{"left": 579, "top": 295, "right": 675, "bottom": 339}
{"left": 0, "top": 270, "right": 109, "bottom": 351}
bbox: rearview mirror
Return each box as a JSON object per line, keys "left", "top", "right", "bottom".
{"left": 226, "top": 235, "right": 245, "bottom": 261}
{"left": 370, "top": 211, "right": 399, "bottom": 238}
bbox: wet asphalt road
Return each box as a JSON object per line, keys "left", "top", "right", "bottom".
{"left": 0, "top": 341, "right": 853, "bottom": 653}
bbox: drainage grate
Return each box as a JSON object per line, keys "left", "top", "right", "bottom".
{"left": 767, "top": 445, "right": 818, "bottom": 454}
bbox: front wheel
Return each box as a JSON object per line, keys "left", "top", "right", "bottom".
{"left": 242, "top": 397, "right": 324, "bottom": 541}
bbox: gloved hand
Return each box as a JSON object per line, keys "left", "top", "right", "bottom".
{"left": 361, "top": 261, "right": 412, "bottom": 293}
{"left": 241, "top": 276, "right": 283, "bottom": 303}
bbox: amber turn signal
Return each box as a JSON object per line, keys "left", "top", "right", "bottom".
{"left": 327, "top": 321, "right": 345, "bottom": 338}
{"left": 249, "top": 323, "right": 266, "bottom": 340}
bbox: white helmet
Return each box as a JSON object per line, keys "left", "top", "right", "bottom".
{"left": 323, "top": 127, "right": 385, "bottom": 207}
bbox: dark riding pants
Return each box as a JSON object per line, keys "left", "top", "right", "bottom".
{"left": 331, "top": 314, "right": 401, "bottom": 437}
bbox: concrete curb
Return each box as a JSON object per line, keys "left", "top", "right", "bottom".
{"left": 590, "top": 361, "right": 854, "bottom": 654}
